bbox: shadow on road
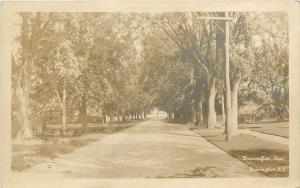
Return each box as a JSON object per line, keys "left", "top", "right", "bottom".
{"left": 155, "top": 166, "right": 220, "bottom": 178}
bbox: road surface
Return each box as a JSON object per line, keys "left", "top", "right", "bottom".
{"left": 14, "top": 120, "right": 261, "bottom": 178}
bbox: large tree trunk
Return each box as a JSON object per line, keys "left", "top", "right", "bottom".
{"left": 194, "top": 89, "right": 204, "bottom": 126}
{"left": 207, "top": 75, "right": 217, "bottom": 128}
{"left": 80, "top": 94, "right": 87, "bottom": 133}
{"left": 16, "top": 80, "right": 33, "bottom": 139}
{"left": 16, "top": 13, "right": 33, "bottom": 139}
{"left": 195, "top": 100, "right": 203, "bottom": 126}
{"left": 231, "top": 78, "right": 241, "bottom": 136}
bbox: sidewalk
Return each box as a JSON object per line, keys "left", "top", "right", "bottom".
{"left": 213, "top": 121, "right": 288, "bottom": 146}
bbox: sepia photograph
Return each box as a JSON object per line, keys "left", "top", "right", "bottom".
{"left": 10, "top": 11, "right": 289, "bottom": 178}
{"left": 1, "top": 1, "right": 300, "bottom": 188}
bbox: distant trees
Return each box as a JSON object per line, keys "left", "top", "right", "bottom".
{"left": 150, "top": 13, "right": 231, "bottom": 128}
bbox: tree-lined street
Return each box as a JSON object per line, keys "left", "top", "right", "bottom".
{"left": 11, "top": 11, "right": 289, "bottom": 178}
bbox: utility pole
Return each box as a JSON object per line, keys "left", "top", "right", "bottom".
{"left": 224, "top": 12, "right": 232, "bottom": 141}
{"left": 198, "top": 12, "right": 233, "bottom": 141}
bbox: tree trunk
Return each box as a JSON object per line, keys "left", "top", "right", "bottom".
{"left": 109, "top": 112, "right": 113, "bottom": 123}
{"left": 191, "top": 107, "right": 196, "bottom": 125}
{"left": 117, "top": 114, "right": 120, "bottom": 122}
{"left": 102, "top": 113, "right": 106, "bottom": 124}
{"left": 202, "top": 100, "right": 208, "bottom": 124}
{"left": 231, "top": 78, "right": 241, "bottom": 136}
{"left": 207, "top": 75, "right": 217, "bottom": 129}
{"left": 105, "top": 114, "right": 109, "bottom": 123}
{"left": 221, "top": 93, "right": 226, "bottom": 123}
{"left": 16, "top": 13, "right": 33, "bottom": 139}
{"left": 99, "top": 109, "right": 104, "bottom": 124}
{"left": 122, "top": 110, "right": 126, "bottom": 122}
{"left": 61, "top": 78, "right": 67, "bottom": 135}
{"left": 174, "top": 111, "right": 178, "bottom": 120}
{"left": 16, "top": 81, "right": 33, "bottom": 139}
{"left": 194, "top": 89, "right": 204, "bottom": 126}
{"left": 141, "top": 111, "right": 144, "bottom": 119}
{"left": 80, "top": 94, "right": 87, "bottom": 133}
{"left": 42, "top": 117, "right": 47, "bottom": 137}
{"left": 195, "top": 100, "right": 203, "bottom": 126}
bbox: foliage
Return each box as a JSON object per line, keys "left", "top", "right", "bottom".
{"left": 11, "top": 12, "right": 289, "bottom": 137}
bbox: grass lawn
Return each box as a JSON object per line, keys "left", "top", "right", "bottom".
{"left": 194, "top": 129, "right": 289, "bottom": 177}
{"left": 250, "top": 127, "right": 289, "bottom": 138}
{"left": 12, "top": 120, "right": 141, "bottom": 172}
{"left": 12, "top": 136, "right": 99, "bottom": 171}
{"left": 239, "top": 121, "right": 289, "bottom": 138}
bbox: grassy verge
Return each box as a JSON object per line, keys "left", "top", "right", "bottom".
{"left": 239, "top": 121, "right": 289, "bottom": 138}
{"left": 249, "top": 127, "right": 289, "bottom": 138}
{"left": 102, "top": 120, "right": 143, "bottom": 134}
{"left": 194, "top": 129, "right": 289, "bottom": 177}
{"left": 12, "top": 120, "right": 141, "bottom": 172}
{"left": 12, "top": 136, "right": 97, "bottom": 171}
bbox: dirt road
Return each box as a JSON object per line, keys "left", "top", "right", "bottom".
{"left": 14, "top": 120, "right": 261, "bottom": 178}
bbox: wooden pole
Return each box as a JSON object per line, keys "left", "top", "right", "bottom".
{"left": 197, "top": 14, "right": 234, "bottom": 140}
{"left": 224, "top": 12, "right": 232, "bottom": 141}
